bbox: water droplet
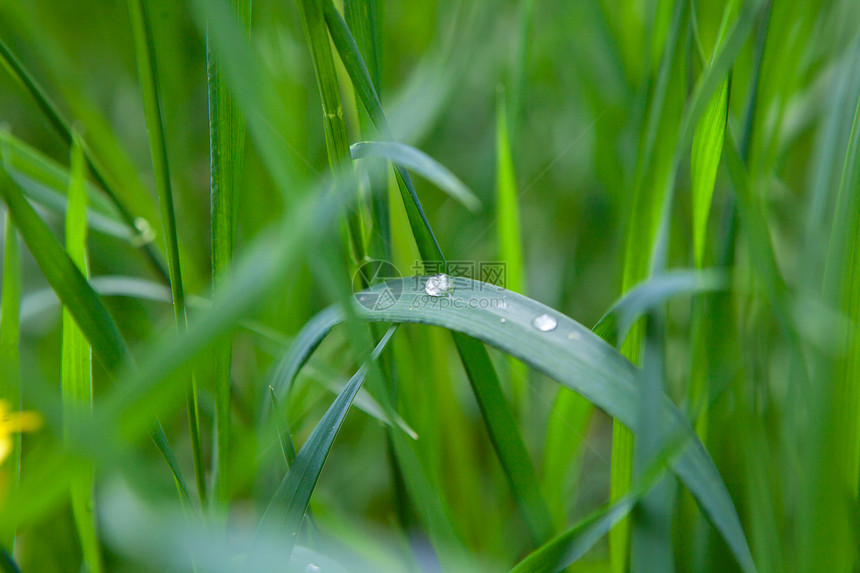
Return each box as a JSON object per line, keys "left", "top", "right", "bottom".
{"left": 499, "top": 318, "right": 507, "bottom": 323}
{"left": 568, "top": 331, "right": 581, "bottom": 340}
{"left": 498, "top": 300, "right": 508, "bottom": 310}
{"left": 424, "top": 274, "right": 454, "bottom": 297}
{"left": 305, "top": 565, "right": 321, "bottom": 573}
{"left": 532, "top": 313, "right": 558, "bottom": 332}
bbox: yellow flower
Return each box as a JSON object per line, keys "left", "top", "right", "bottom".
{"left": 0, "top": 400, "right": 42, "bottom": 465}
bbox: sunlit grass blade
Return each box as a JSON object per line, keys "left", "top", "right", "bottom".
{"left": 495, "top": 90, "right": 528, "bottom": 414}
{"left": 0, "top": 211, "right": 21, "bottom": 551}
{"left": 495, "top": 93, "right": 524, "bottom": 297}
{"left": 690, "top": 80, "right": 728, "bottom": 267}
{"left": 0, "top": 36, "right": 168, "bottom": 282}
{"left": 350, "top": 141, "right": 481, "bottom": 212}
{"left": 127, "top": 0, "right": 205, "bottom": 505}
{"left": 61, "top": 133, "right": 103, "bottom": 573}
{"left": 261, "top": 327, "right": 397, "bottom": 558}
{"left": 207, "top": 0, "right": 251, "bottom": 509}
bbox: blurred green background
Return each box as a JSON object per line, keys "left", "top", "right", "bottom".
{"left": 1, "top": 0, "right": 860, "bottom": 571}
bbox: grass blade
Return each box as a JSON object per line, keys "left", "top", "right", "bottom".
{"left": 352, "top": 276, "right": 756, "bottom": 572}
{"left": 0, "top": 151, "right": 192, "bottom": 507}
{"left": 0, "top": 211, "right": 21, "bottom": 551}
{"left": 296, "top": 0, "right": 365, "bottom": 265}
{"left": 690, "top": 79, "right": 728, "bottom": 267}
{"left": 127, "top": 0, "right": 205, "bottom": 505}
{"left": 260, "top": 327, "right": 397, "bottom": 558}
{"left": 0, "top": 36, "right": 168, "bottom": 282}
{"left": 207, "top": 0, "right": 251, "bottom": 508}
{"left": 0, "top": 166, "right": 130, "bottom": 373}
{"left": 495, "top": 90, "right": 528, "bottom": 412}
{"left": 0, "top": 131, "right": 136, "bottom": 241}
{"left": 593, "top": 269, "right": 729, "bottom": 346}
{"left": 252, "top": 275, "right": 756, "bottom": 571}
{"left": 61, "top": 133, "right": 103, "bottom": 573}
{"left": 343, "top": 0, "right": 388, "bottom": 260}
{"left": 350, "top": 141, "right": 481, "bottom": 212}
{"left": 611, "top": 1, "right": 688, "bottom": 567}
{"left": 323, "top": 1, "right": 554, "bottom": 544}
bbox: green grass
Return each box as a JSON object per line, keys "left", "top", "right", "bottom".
{"left": 1, "top": 0, "right": 859, "bottom": 571}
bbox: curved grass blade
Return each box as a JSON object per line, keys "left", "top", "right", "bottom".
{"left": 512, "top": 426, "right": 688, "bottom": 573}
{"left": 263, "top": 307, "right": 417, "bottom": 438}
{"left": 350, "top": 141, "right": 481, "bottom": 212}
{"left": 61, "top": 133, "right": 103, "bottom": 573}
{"left": 269, "top": 305, "right": 343, "bottom": 402}
{"left": 260, "top": 327, "right": 397, "bottom": 558}
{"left": 352, "top": 277, "right": 756, "bottom": 572}
{"left": 543, "top": 269, "right": 726, "bottom": 526}
{"left": 127, "top": 0, "right": 205, "bottom": 505}
{"left": 253, "top": 276, "right": 756, "bottom": 571}
{"left": 593, "top": 269, "right": 729, "bottom": 346}
{"left": 0, "top": 36, "right": 168, "bottom": 282}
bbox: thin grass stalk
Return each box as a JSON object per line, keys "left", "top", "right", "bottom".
{"left": 344, "top": 0, "right": 389, "bottom": 261}
{"left": 207, "top": 0, "right": 251, "bottom": 509}
{"left": 127, "top": 0, "right": 206, "bottom": 505}
{"left": 296, "top": 0, "right": 365, "bottom": 266}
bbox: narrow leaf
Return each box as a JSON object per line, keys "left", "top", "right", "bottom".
{"left": 351, "top": 141, "right": 481, "bottom": 212}
{"left": 261, "top": 327, "right": 397, "bottom": 558}
{"left": 61, "top": 133, "right": 103, "bottom": 573}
